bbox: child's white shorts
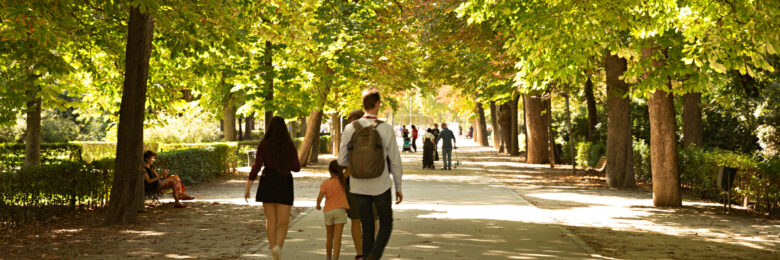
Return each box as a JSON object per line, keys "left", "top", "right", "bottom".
{"left": 324, "top": 208, "right": 348, "bottom": 225}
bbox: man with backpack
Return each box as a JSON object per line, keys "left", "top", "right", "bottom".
{"left": 338, "top": 88, "right": 403, "bottom": 260}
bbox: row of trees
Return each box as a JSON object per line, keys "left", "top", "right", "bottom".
{"left": 2, "top": 0, "right": 777, "bottom": 223}
{"left": 397, "top": 0, "right": 778, "bottom": 207}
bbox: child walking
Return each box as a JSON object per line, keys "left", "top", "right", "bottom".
{"left": 316, "top": 160, "right": 350, "bottom": 260}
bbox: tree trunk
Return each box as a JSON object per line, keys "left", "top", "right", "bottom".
{"left": 682, "top": 92, "right": 703, "bottom": 148}
{"left": 104, "top": 7, "right": 153, "bottom": 225}
{"left": 605, "top": 54, "right": 636, "bottom": 188}
{"left": 521, "top": 95, "right": 527, "bottom": 152}
{"left": 648, "top": 89, "right": 682, "bottom": 207}
{"left": 524, "top": 95, "right": 550, "bottom": 164}
{"left": 490, "top": 101, "right": 500, "bottom": 151}
{"left": 244, "top": 113, "right": 254, "bottom": 140}
{"left": 24, "top": 87, "right": 41, "bottom": 167}
{"left": 499, "top": 102, "right": 512, "bottom": 154}
{"left": 476, "top": 102, "right": 489, "bottom": 146}
{"left": 564, "top": 91, "right": 576, "bottom": 174}
{"left": 332, "top": 112, "right": 341, "bottom": 156}
{"left": 546, "top": 94, "right": 556, "bottom": 168}
{"left": 223, "top": 96, "right": 236, "bottom": 141}
{"left": 584, "top": 76, "right": 598, "bottom": 142}
{"left": 263, "top": 40, "right": 274, "bottom": 132}
{"left": 298, "top": 109, "right": 324, "bottom": 165}
{"left": 238, "top": 116, "right": 243, "bottom": 141}
{"left": 510, "top": 94, "right": 520, "bottom": 156}
{"left": 299, "top": 117, "right": 307, "bottom": 138}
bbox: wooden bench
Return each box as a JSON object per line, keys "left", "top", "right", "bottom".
{"left": 586, "top": 156, "right": 607, "bottom": 175}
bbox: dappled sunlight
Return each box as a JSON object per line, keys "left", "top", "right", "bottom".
{"left": 396, "top": 203, "right": 554, "bottom": 224}
{"left": 121, "top": 230, "right": 166, "bottom": 236}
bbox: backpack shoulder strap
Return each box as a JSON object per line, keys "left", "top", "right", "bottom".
{"left": 352, "top": 121, "right": 364, "bottom": 132}
{"left": 371, "top": 120, "right": 383, "bottom": 128}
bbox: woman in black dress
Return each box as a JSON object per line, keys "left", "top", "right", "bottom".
{"left": 244, "top": 116, "right": 300, "bottom": 260}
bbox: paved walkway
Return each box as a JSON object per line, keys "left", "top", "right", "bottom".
{"left": 242, "top": 137, "right": 593, "bottom": 259}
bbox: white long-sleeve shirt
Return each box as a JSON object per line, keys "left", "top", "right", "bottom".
{"left": 338, "top": 114, "right": 403, "bottom": 196}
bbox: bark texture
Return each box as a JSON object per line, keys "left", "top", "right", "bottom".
{"left": 584, "top": 77, "right": 598, "bottom": 141}
{"left": 24, "top": 88, "right": 41, "bottom": 167}
{"left": 682, "top": 92, "right": 703, "bottom": 148}
{"left": 244, "top": 114, "right": 254, "bottom": 140}
{"left": 546, "top": 95, "right": 556, "bottom": 167}
{"left": 331, "top": 112, "right": 341, "bottom": 156}
{"left": 510, "top": 94, "right": 520, "bottom": 156}
{"left": 490, "top": 102, "right": 500, "bottom": 151}
{"left": 475, "top": 102, "right": 489, "bottom": 146}
{"left": 605, "top": 54, "right": 636, "bottom": 188}
{"left": 104, "top": 7, "right": 153, "bottom": 225}
{"left": 524, "top": 95, "right": 550, "bottom": 164}
{"left": 298, "top": 109, "right": 323, "bottom": 165}
{"left": 499, "top": 102, "right": 512, "bottom": 154}
{"left": 648, "top": 89, "right": 682, "bottom": 207}
{"left": 223, "top": 97, "right": 236, "bottom": 141}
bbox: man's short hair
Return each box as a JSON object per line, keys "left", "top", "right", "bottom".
{"left": 362, "top": 88, "right": 381, "bottom": 110}
{"left": 442, "top": 123, "right": 447, "bottom": 128}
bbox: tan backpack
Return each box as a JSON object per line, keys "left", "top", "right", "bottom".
{"left": 347, "top": 120, "right": 385, "bottom": 178}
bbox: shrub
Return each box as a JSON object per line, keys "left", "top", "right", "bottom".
{"left": 633, "top": 138, "right": 651, "bottom": 183}
{"left": 154, "top": 144, "right": 236, "bottom": 184}
{"left": 678, "top": 147, "right": 779, "bottom": 216}
{"left": 0, "top": 143, "right": 82, "bottom": 171}
{"left": 74, "top": 142, "right": 160, "bottom": 162}
{"left": 587, "top": 142, "right": 606, "bottom": 167}
{"left": 0, "top": 159, "right": 114, "bottom": 229}
{"left": 41, "top": 112, "right": 80, "bottom": 143}
{"left": 575, "top": 141, "right": 592, "bottom": 167}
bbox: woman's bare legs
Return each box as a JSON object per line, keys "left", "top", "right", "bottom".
{"left": 333, "top": 223, "right": 344, "bottom": 260}
{"left": 326, "top": 224, "right": 334, "bottom": 259}
{"left": 275, "top": 203, "right": 292, "bottom": 248}
{"left": 263, "top": 203, "right": 278, "bottom": 249}
{"left": 351, "top": 219, "right": 362, "bottom": 256}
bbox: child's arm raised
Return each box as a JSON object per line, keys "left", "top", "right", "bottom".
{"left": 316, "top": 192, "right": 325, "bottom": 210}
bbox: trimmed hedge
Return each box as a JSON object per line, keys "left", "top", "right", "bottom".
{"left": 575, "top": 141, "right": 606, "bottom": 167}
{"left": 72, "top": 141, "right": 159, "bottom": 162}
{"left": 0, "top": 143, "right": 82, "bottom": 171}
{"left": 0, "top": 158, "right": 114, "bottom": 229}
{"left": 153, "top": 144, "right": 237, "bottom": 184}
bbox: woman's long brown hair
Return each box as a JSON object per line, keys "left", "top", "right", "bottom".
{"left": 262, "top": 116, "right": 296, "bottom": 171}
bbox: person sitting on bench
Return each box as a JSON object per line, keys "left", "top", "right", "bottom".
{"left": 143, "top": 150, "right": 194, "bottom": 208}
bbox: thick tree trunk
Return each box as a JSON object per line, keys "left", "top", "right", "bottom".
{"left": 490, "top": 102, "right": 500, "bottom": 151}
{"left": 244, "top": 113, "right": 254, "bottom": 140}
{"left": 546, "top": 95, "right": 556, "bottom": 167}
{"left": 524, "top": 95, "right": 550, "bottom": 164}
{"left": 263, "top": 41, "right": 274, "bottom": 132}
{"left": 499, "top": 102, "right": 512, "bottom": 154}
{"left": 584, "top": 76, "right": 598, "bottom": 142}
{"left": 682, "top": 92, "right": 703, "bottom": 148}
{"left": 104, "top": 7, "right": 153, "bottom": 225}
{"left": 605, "top": 54, "right": 636, "bottom": 188}
{"left": 332, "top": 112, "right": 341, "bottom": 156}
{"left": 648, "top": 89, "right": 682, "bottom": 207}
{"left": 510, "top": 94, "right": 520, "bottom": 156}
{"left": 223, "top": 97, "right": 236, "bottom": 141}
{"left": 23, "top": 88, "right": 41, "bottom": 167}
{"left": 298, "top": 109, "right": 324, "bottom": 165}
{"left": 476, "top": 102, "right": 489, "bottom": 146}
